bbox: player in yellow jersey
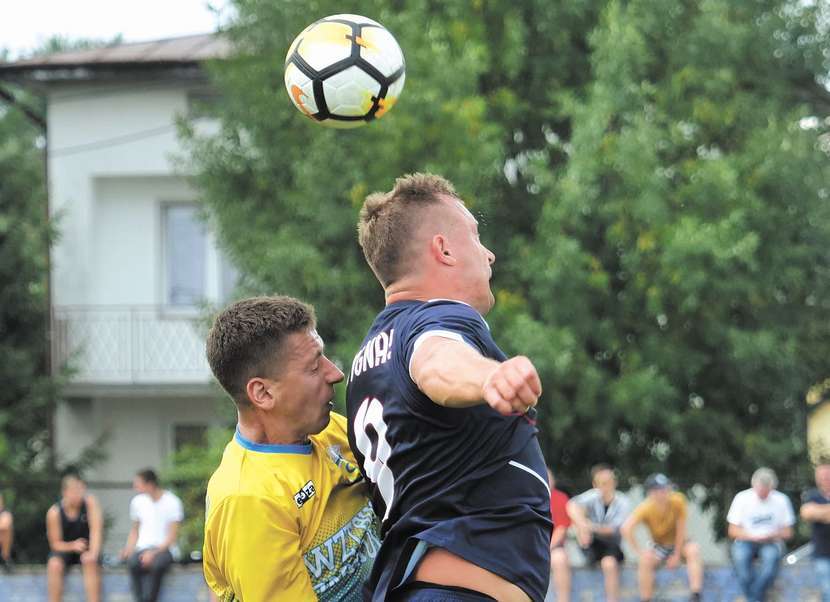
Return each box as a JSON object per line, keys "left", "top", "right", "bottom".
{"left": 203, "top": 296, "right": 380, "bottom": 601}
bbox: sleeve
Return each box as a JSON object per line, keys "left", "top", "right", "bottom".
{"left": 571, "top": 489, "right": 594, "bottom": 509}
{"left": 802, "top": 488, "right": 819, "bottom": 504}
{"left": 129, "top": 496, "right": 139, "bottom": 522}
{"left": 171, "top": 495, "right": 184, "bottom": 522}
{"left": 551, "top": 492, "right": 571, "bottom": 529}
{"left": 726, "top": 492, "right": 743, "bottom": 526}
{"left": 203, "top": 495, "right": 317, "bottom": 601}
{"left": 402, "top": 302, "right": 497, "bottom": 378}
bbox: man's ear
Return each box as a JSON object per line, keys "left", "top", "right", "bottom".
{"left": 246, "top": 377, "right": 278, "bottom": 411}
{"left": 431, "top": 234, "right": 456, "bottom": 266}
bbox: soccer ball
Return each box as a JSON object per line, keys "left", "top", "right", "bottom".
{"left": 284, "top": 14, "right": 405, "bottom": 128}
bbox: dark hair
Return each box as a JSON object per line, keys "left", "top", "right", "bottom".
{"left": 358, "top": 173, "right": 458, "bottom": 287}
{"left": 136, "top": 469, "right": 159, "bottom": 486}
{"left": 61, "top": 471, "right": 85, "bottom": 490}
{"left": 206, "top": 296, "right": 316, "bottom": 405}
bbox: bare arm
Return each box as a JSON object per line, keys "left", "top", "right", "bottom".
{"left": 86, "top": 495, "right": 103, "bottom": 558}
{"left": 410, "top": 337, "right": 541, "bottom": 415}
{"left": 551, "top": 525, "right": 568, "bottom": 548}
{"left": 46, "top": 506, "right": 72, "bottom": 553}
{"left": 158, "top": 521, "right": 179, "bottom": 552}
{"left": 728, "top": 522, "right": 750, "bottom": 540}
{"left": 802, "top": 503, "right": 830, "bottom": 523}
{"left": 121, "top": 522, "right": 139, "bottom": 558}
{"left": 566, "top": 500, "right": 589, "bottom": 530}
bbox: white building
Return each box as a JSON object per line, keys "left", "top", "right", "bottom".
{"left": 0, "top": 34, "right": 233, "bottom": 554}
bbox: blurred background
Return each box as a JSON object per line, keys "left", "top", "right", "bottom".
{"left": 1, "top": 0, "right": 829, "bottom": 598}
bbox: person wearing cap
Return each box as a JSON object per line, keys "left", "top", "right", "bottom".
{"left": 621, "top": 473, "right": 703, "bottom": 602}
{"left": 727, "top": 467, "right": 794, "bottom": 602}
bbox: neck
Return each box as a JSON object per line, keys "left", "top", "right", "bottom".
{"left": 601, "top": 491, "right": 615, "bottom": 504}
{"left": 385, "top": 278, "right": 479, "bottom": 312}
{"left": 237, "top": 408, "right": 306, "bottom": 446}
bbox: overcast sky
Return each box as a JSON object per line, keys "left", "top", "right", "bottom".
{"left": 1, "top": 0, "right": 232, "bottom": 58}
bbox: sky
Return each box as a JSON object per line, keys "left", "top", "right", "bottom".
{"left": 1, "top": 0, "right": 232, "bottom": 58}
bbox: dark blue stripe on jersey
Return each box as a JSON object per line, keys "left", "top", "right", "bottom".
{"left": 346, "top": 300, "right": 552, "bottom": 601}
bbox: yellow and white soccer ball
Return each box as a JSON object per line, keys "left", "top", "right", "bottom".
{"left": 284, "top": 14, "right": 405, "bottom": 128}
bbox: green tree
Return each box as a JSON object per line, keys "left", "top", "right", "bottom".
{"left": 185, "top": 0, "right": 830, "bottom": 535}
{"left": 0, "top": 75, "right": 62, "bottom": 562}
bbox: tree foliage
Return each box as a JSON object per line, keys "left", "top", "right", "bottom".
{"left": 184, "top": 0, "right": 830, "bottom": 535}
{"left": 0, "top": 79, "right": 62, "bottom": 561}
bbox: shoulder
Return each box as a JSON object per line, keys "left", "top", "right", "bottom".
{"left": 574, "top": 488, "right": 598, "bottom": 504}
{"left": 802, "top": 488, "right": 821, "bottom": 503}
{"left": 772, "top": 490, "right": 793, "bottom": 506}
{"left": 731, "top": 489, "right": 752, "bottom": 504}
{"left": 46, "top": 504, "right": 59, "bottom": 518}
{"left": 671, "top": 491, "right": 688, "bottom": 505}
{"left": 551, "top": 488, "right": 569, "bottom": 504}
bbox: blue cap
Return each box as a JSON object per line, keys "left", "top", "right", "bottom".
{"left": 645, "top": 473, "right": 671, "bottom": 491}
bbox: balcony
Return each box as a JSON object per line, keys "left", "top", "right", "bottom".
{"left": 52, "top": 305, "right": 212, "bottom": 388}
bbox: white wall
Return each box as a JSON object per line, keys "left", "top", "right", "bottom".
{"left": 55, "top": 395, "right": 227, "bottom": 554}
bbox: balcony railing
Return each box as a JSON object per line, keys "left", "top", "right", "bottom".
{"left": 52, "top": 305, "right": 212, "bottom": 385}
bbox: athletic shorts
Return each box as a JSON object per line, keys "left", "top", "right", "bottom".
{"left": 582, "top": 538, "right": 624, "bottom": 564}
{"left": 48, "top": 551, "right": 100, "bottom": 567}
{"left": 390, "top": 582, "right": 498, "bottom": 601}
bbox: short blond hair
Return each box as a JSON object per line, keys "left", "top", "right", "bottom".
{"left": 358, "top": 173, "right": 457, "bottom": 286}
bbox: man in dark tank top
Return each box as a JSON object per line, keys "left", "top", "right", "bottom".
{"left": 46, "top": 473, "right": 103, "bottom": 602}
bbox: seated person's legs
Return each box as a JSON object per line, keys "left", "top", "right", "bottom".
{"left": 731, "top": 539, "right": 756, "bottom": 598}
{"left": 47, "top": 552, "right": 78, "bottom": 602}
{"left": 637, "top": 546, "right": 664, "bottom": 601}
{"left": 751, "top": 542, "right": 782, "bottom": 602}
{"left": 597, "top": 544, "right": 623, "bottom": 602}
{"left": 146, "top": 548, "right": 174, "bottom": 602}
{"left": 550, "top": 545, "right": 571, "bottom": 602}
{"left": 681, "top": 541, "right": 703, "bottom": 600}
{"left": 0, "top": 510, "right": 12, "bottom": 565}
{"left": 127, "top": 550, "right": 145, "bottom": 601}
{"left": 80, "top": 551, "right": 102, "bottom": 602}
{"left": 814, "top": 556, "right": 830, "bottom": 602}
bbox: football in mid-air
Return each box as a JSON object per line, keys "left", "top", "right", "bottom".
{"left": 284, "top": 14, "right": 405, "bottom": 128}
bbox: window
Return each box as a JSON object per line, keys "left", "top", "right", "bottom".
{"left": 163, "top": 204, "right": 207, "bottom": 308}
{"left": 173, "top": 424, "right": 208, "bottom": 454}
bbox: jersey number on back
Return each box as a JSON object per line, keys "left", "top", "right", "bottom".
{"left": 353, "top": 397, "right": 395, "bottom": 521}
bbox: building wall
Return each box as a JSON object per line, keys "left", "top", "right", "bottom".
{"left": 46, "top": 76, "right": 227, "bottom": 555}
{"left": 55, "top": 395, "right": 226, "bottom": 554}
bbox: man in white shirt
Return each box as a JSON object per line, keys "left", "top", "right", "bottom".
{"left": 119, "top": 469, "right": 184, "bottom": 602}
{"left": 727, "top": 467, "right": 794, "bottom": 602}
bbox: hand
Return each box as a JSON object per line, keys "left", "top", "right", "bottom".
{"left": 80, "top": 550, "right": 97, "bottom": 564}
{"left": 666, "top": 552, "right": 681, "bottom": 569}
{"left": 139, "top": 549, "right": 157, "bottom": 568}
{"left": 70, "top": 538, "right": 88, "bottom": 553}
{"left": 482, "top": 356, "right": 542, "bottom": 416}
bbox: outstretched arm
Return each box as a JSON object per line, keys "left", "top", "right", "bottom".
{"left": 410, "top": 337, "right": 541, "bottom": 415}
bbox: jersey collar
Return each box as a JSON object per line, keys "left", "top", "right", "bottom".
{"left": 234, "top": 427, "right": 312, "bottom": 455}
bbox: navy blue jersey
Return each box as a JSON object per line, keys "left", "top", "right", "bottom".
{"left": 346, "top": 300, "right": 552, "bottom": 601}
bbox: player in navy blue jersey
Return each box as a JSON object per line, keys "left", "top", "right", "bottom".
{"left": 347, "top": 173, "right": 552, "bottom": 602}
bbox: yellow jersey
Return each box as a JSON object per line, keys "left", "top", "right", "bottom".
{"left": 630, "top": 491, "right": 688, "bottom": 546}
{"left": 204, "top": 413, "right": 380, "bottom": 601}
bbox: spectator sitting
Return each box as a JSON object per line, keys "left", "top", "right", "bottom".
{"left": 727, "top": 467, "right": 794, "bottom": 602}
{"left": 119, "top": 468, "right": 183, "bottom": 602}
{"left": 46, "top": 473, "right": 103, "bottom": 602}
{"left": 548, "top": 468, "right": 572, "bottom": 602}
{"left": 0, "top": 492, "right": 13, "bottom": 572}
{"left": 567, "top": 464, "right": 630, "bottom": 602}
{"left": 621, "top": 473, "right": 703, "bottom": 602}
{"left": 801, "top": 461, "right": 830, "bottom": 602}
